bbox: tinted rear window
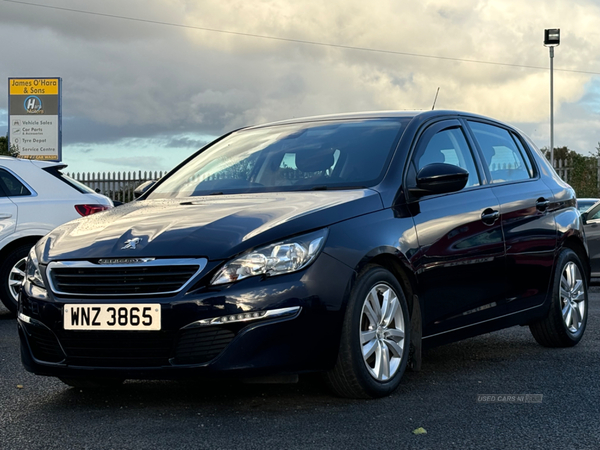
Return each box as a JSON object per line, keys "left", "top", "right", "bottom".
{"left": 43, "top": 167, "right": 97, "bottom": 194}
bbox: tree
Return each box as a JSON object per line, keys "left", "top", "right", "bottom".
{"left": 541, "top": 145, "right": 572, "bottom": 161}
{"left": 0, "top": 135, "right": 19, "bottom": 157}
{"left": 542, "top": 146, "right": 598, "bottom": 198}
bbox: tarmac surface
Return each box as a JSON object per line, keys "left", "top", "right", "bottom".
{"left": 1, "top": 288, "right": 599, "bottom": 450}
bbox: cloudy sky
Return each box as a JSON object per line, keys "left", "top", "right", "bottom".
{"left": 1, "top": 0, "right": 600, "bottom": 175}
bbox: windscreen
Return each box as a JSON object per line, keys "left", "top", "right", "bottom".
{"left": 148, "top": 118, "right": 407, "bottom": 199}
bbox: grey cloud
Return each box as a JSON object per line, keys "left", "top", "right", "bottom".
{"left": 93, "top": 156, "right": 165, "bottom": 169}
{"left": 62, "top": 117, "right": 192, "bottom": 145}
{"left": 165, "top": 136, "right": 210, "bottom": 149}
{"left": 1, "top": 0, "right": 600, "bottom": 161}
{"left": 0, "top": 0, "right": 185, "bottom": 43}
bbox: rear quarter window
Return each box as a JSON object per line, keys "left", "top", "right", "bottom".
{"left": 43, "top": 167, "right": 97, "bottom": 194}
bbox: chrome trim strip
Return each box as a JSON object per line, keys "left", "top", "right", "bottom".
{"left": 186, "top": 306, "right": 302, "bottom": 328}
{"left": 422, "top": 304, "right": 543, "bottom": 340}
{"left": 18, "top": 312, "right": 32, "bottom": 324}
{"left": 47, "top": 258, "right": 208, "bottom": 297}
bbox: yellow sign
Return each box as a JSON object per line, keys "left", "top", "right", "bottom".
{"left": 20, "top": 154, "right": 59, "bottom": 160}
{"left": 9, "top": 78, "right": 60, "bottom": 95}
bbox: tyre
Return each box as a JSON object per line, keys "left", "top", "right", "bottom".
{"left": 59, "top": 377, "right": 125, "bottom": 389}
{"left": 326, "top": 265, "right": 410, "bottom": 398}
{"left": 0, "top": 244, "right": 32, "bottom": 313}
{"left": 529, "top": 248, "right": 588, "bottom": 347}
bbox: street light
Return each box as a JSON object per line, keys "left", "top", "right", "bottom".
{"left": 544, "top": 28, "right": 560, "bottom": 167}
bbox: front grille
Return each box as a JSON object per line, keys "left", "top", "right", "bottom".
{"left": 24, "top": 324, "right": 65, "bottom": 363}
{"left": 48, "top": 259, "right": 206, "bottom": 296}
{"left": 173, "top": 327, "right": 235, "bottom": 365}
{"left": 58, "top": 330, "right": 177, "bottom": 367}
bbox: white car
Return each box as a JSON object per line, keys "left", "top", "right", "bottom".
{"left": 0, "top": 156, "right": 113, "bottom": 312}
{"left": 577, "top": 198, "right": 599, "bottom": 213}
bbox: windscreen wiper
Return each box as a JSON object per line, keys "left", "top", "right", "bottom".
{"left": 310, "top": 185, "right": 366, "bottom": 191}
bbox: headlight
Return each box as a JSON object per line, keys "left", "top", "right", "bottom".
{"left": 211, "top": 229, "right": 328, "bottom": 285}
{"left": 26, "top": 246, "right": 45, "bottom": 288}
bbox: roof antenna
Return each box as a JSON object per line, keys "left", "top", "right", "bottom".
{"left": 431, "top": 87, "right": 440, "bottom": 110}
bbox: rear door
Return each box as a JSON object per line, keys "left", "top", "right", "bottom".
{"left": 466, "top": 120, "right": 557, "bottom": 313}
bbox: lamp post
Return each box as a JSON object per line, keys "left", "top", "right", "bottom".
{"left": 544, "top": 28, "right": 560, "bottom": 167}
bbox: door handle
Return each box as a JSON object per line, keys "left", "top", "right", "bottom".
{"left": 0, "top": 213, "right": 12, "bottom": 220}
{"left": 481, "top": 208, "right": 499, "bottom": 225}
{"left": 536, "top": 198, "right": 550, "bottom": 211}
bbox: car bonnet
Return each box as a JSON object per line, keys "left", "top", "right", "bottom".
{"left": 38, "top": 189, "right": 383, "bottom": 263}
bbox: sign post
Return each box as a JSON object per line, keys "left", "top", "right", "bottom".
{"left": 8, "top": 77, "right": 62, "bottom": 161}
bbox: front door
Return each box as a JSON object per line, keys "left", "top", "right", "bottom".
{"left": 407, "top": 120, "right": 507, "bottom": 337}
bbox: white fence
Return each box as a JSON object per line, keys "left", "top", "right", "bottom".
{"left": 552, "top": 158, "right": 600, "bottom": 194}
{"left": 68, "top": 171, "right": 166, "bottom": 203}
{"left": 552, "top": 159, "right": 574, "bottom": 183}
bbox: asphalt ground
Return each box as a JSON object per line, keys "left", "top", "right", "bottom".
{"left": 1, "top": 289, "right": 599, "bottom": 450}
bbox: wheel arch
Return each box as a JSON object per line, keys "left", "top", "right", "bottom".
{"left": 562, "top": 236, "right": 590, "bottom": 286}
{"left": 0, "top": 236, "right": 42, "bottom": 313}
{"left": 359, "top": 253, "right": 416, "bottom": 306}
{"left": 356, "top": 251, "right": 423, "bottom": 371}
{"left": 0, "top": 236, "right": 41, "bottom": 261}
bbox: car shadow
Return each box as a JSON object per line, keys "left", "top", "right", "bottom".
{"left": 12, "top": 300, "right": 597, "bottom": 418}
{"left": 0, "top": 304, "right": 15, "bottom": 320}
{"left": 33, "top": 374, "right": 361, "bottom": 418}
{"left": 27, "top": 325, "right": 565, "bottom": 411}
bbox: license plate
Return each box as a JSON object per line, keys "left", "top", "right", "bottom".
{"left": 63, "top": 304, "right": 161, "bottom": 330}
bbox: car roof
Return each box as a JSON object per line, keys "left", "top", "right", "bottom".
{"left": 243, "top": 109, "right": 506, "bottom": 130}
{"left": 0, "top": 156, "right": 67, "bottom": 170}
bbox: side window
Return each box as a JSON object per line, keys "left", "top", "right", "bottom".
{"left": 468, "top": 121, "right": 534, "bottom": 184}
{"left": 0, "top": 169, "right": 31, "bottom": 197}
{"left": 414, "top": 127, "right": 480, "bottom": 188}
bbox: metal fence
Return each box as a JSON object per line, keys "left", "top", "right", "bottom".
{"left": 553, "top": 159, "right": 573, "bottom": 183}
{"left": 552, "top": 157, "right": 600, "bottom": 197}
{"left": 67, "top": 171, "right": 166, "bottom": 203}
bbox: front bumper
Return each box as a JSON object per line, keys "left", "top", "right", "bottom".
{"left": 18, "top": 254, "right": 354, "bottom": 380}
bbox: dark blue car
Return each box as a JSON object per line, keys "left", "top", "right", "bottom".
{"left": 18, "top": 110, "right": 589, "bottom": 398}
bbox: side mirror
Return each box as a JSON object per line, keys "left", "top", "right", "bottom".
{"left": 582, "top": 201, "right": 600, "bottom": 225}
{"left": 410, "top": 163, "right": 469, "bottom": 198}
{"left": 134, "top": 180, "right": 156, "bottom": 199}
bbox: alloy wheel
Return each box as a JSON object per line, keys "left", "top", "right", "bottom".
{"left": 560, "top": 261, "right": 585, "bottom": 334}
{"left": 9, "top": 257, "right": 27, "bottom": 303}
{"left": 360, "top": 283, "right": 406, "bottom": 381}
